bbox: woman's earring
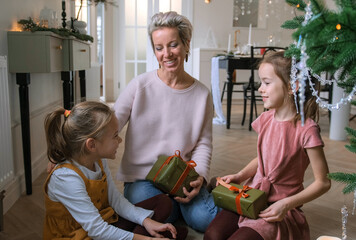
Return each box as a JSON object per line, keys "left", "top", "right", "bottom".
{"left": 185, "top": 53, "right": 188, "bottom": 62}
{"left": 159, "top": 64, "right": 161, "bottom": 68}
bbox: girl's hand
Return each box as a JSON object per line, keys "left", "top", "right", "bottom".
{"left": 174, "top": 176, "right": 204, "bottom": 204}
{"left": 258, "top": 199, "right": 288, "bottom": 222}
{"left": 219, "top": 174, "right": 240, "bottom": 185}
{"left": 142, "top": 218, "right": 177, "bottom": 239}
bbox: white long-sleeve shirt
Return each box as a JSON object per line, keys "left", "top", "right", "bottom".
{"left": 114, "top": 70, "right": 213, "bottom": 182}
{"left": 47, "top": 159, "right": 154, "bottom": 240}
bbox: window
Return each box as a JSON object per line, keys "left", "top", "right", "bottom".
{"left": 96, "top": 3, "right": 104, "bottom": 64}
{"left": 124, "top": 0, "right": 182, "bottom": 85}
{"left": 75, "top": 0, "right": 88, "bottom": 22}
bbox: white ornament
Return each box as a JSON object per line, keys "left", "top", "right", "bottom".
{"left": 341, "top": 205, "right": 348, "bottom": 240}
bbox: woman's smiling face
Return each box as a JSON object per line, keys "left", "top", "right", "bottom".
{"left": 152, "top": 27, "right": 188, "bottom": 74}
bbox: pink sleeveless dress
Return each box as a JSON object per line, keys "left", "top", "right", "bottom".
{"left": 238, "top": 110, "right": 324, "bottom": 240}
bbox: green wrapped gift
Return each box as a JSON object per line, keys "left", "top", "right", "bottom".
{"left": 146, "top": 150, "right": 199, "bottom": 198}
{"left": 212, "top": 178, "right": 268, "bottom": 219}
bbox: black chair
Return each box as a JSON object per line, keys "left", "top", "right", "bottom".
{"left": 221, "top": 69, "right": 249, "bottom": 102}
{"left": 242, "top": 46, "right": 286, "bottom": 131}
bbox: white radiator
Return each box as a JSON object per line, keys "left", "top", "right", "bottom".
{"left": 0, "top": 56, "right": 14, "bottom": 191}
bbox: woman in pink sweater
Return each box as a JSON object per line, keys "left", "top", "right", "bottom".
{"left": 114, "top": 11, "right": 219, "bottom": 232}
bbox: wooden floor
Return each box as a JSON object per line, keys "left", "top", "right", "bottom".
{"left": 1, "top": 101, "right": 356, "bottom": 240}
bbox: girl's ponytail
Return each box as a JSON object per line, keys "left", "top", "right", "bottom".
{"left": 44, "top": 101, "right": 113, "bottom": 164}
{"left": 44, "top": 108, "right": 69, "bottom": 163}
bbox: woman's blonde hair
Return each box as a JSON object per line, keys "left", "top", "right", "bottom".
{"left": 259, "top": 51, "right": 319, "bottom": 124}
{"left": 44, "top": 101, "right": 113, "bottom": 163}
{"left": 148, "top": 11, "right": 193, "bottom": 55}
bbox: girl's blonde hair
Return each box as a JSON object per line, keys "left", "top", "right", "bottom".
{"left": 259, "top": 51, "right": 319, "bottom": 124}
{"left": 44, "top": 101, "right": 114, "bottom": 163}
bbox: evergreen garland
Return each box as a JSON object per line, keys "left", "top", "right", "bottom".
{"left": 17, "top": 18, "right": 94, "bottom": 43}
{"left": 88, "top": 0, "right": 118, "bottom": 7}
{"left": 282, "top": 0, "right": 356, "bottom": 195}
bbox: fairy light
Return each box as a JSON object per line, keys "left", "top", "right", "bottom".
{"left": 336, "top": 23, "right": 341, "bottom": 30}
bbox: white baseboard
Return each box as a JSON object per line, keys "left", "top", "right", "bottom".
{"left": 3, "top": 100, "right": 61, "bottom": 213}
{"left": 3, "top": 151, "right": 47, "bottom": 213}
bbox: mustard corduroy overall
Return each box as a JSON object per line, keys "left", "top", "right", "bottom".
{"left": 43, "top": 160, "right": 118, "bottom": 240}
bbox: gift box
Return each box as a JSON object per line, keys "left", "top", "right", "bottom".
{"left": 212, "top": 178, "right": 267, "bottom": 219}
{"left": 146, "top": 150, "right": 199, "bottom": 198}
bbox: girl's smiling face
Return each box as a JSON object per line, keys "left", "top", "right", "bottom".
{"left": 152, "top": 27, "right": 188, "bottom": 74}
{"left": 258, "top": 63, "right": 289, "bottom": 110}
{"left": 95, "top": 116, "right": 122, "bottom": 160}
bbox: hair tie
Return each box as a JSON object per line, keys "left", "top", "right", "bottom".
{"left": 64, "top": 110, "right": 71, "bottom": 118}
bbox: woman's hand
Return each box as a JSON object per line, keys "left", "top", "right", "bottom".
{"left": 174, "top": 176, "right": 204, "bottom": 204}
{"left": 140, "top": 217, "right": 177, "bottom": 239}
{"left": 258, "top": 199, "right": 288, "bottom": 222}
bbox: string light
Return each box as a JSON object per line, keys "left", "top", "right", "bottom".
{"left": 336, "top": 23, "right": 341, "bottom": 30}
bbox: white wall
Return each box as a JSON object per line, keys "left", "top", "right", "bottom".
{"left": 192, "top": 1, "right": 295, "bottom": 51}
{"left": 190, "top": 0, "right": 296, "bottom": 91}
{"left": 0, "top": 0, "right": 69, "bottom": 212}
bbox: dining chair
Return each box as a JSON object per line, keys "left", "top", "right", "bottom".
{"left": 242, "top": 46, "right": 286, "bottom": 131}
{"left": 220, "top": 69, "right": 249, "bottom": 102}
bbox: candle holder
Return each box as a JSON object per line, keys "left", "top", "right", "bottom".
{"left": 62, "top": 0, "right": 67, "bottom": 28}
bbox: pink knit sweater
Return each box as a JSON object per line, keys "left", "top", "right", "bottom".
{"left": 114, "top": 70, "right": 213, "bottom": 182}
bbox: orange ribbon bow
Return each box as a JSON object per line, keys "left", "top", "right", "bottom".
{"left": 216, "top": 177, "right": 251, "bottom": 215}
{"left": 153, "top": 150, "right": 197, "bottom": 195}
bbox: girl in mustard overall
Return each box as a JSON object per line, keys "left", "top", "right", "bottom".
{"left": 43, "top": 101, "right": 187, "bottom": 240}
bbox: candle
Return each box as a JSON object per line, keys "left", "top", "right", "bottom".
{"left": 248, "top": 23, "right": 252, "bottom": 46}
{"left": 227, "top": 34, "right": 231, "bottom": 54}
{"left": 62, "top": 0, "right": 65, "bottom": 10}
{"left": 316, "top": 236, "right": 341, "bottom": 240}
{"left": 234, "top": 30, "right": 239, "bottom": 48}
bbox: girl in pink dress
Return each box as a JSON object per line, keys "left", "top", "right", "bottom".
{"left": 204, "top": 51, "right": 331, "bottom": 240}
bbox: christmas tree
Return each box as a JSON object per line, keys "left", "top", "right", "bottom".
{"left": 281, "top": 0, "right": 356, "bottom": 194}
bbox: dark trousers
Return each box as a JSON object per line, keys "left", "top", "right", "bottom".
{"left": 204, "top": 209, "right": 263, "bottom": 240}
